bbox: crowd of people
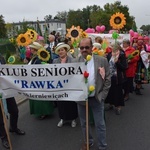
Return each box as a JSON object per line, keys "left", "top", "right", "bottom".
{"left": 0, "top": 31, "right": 150, "bottom": 150}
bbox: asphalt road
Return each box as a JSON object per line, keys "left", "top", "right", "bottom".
{"left": 1, "top": 84, "right": 150, "bottom": 150}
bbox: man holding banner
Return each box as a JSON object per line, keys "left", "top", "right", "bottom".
{"left": 77, "top": 38, "right": 111, "bottom": 150}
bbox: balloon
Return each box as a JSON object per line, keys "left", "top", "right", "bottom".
{"left": 100, "top": 25, "right": 105, "bottom": 32}
{"left": 109, "top": 30, "right": 113, "bottom": 34}
{"left": 85, "top": 28, "right": 95, "bottom": 33}
{"left": 91, "top": 28, "right": 95, "bottom": 33}
{"left": 147, "top": 46, "right": 150, "bottom": 52}
{"left": 129, "top": 29, "right": 134, "bottom": 36}
{"left": 85, "top": 28, "right": 92, "bottom": 33}
{"left": 96, "top": 26, "right": 101, "bottom": 32}
{"left": 134, "top": 32, "right": 139, "bottom": 38}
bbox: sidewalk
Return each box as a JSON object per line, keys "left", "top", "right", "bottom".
{"left": 15, "top": 95, "right": 27, "bottom": 105}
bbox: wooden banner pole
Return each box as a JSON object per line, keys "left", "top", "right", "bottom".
{"left": 86, "top": 100, "right": 89, "bottom": 150}
{"left": 0, "top": 100, "right": 13, "bottom": 150}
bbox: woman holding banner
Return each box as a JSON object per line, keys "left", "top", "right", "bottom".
{"left": 53, "top": 42, "right": 78, "bottom": 128}
{"left": 28, "top": 42, "right": 54, "bottom": 119}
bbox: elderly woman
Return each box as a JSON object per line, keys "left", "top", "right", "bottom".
{"left": 122, "top": 39, "right": 139, "bottom": 101}
{"left": 28, "top": 42, "right": 54, "bottom": 119}
{"left": 105, "top": 42, "right": 127, "bottom": 115}
{"left": 53, "top": 42, "right": 78, "bottom": 127}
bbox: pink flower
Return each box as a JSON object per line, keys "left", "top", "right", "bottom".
{"left": 99, "top": 67, "right": 105, "bottom": 80}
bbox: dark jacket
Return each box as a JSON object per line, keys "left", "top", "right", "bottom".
{"left": 107, "top": 50, "right": 127, "bottom": 85}
{"left": 0, "top": 55, "right": 6, "bottom": 64}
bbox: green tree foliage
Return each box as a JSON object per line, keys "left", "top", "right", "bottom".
{"left": 44, "top": 15, "right": 52, "bottom": 21}
{"left": 0, "top": 15, "right": 7, "bottom": 38}
{"left": 66, "top": 1, "right": 135, "bottom": 32}
{"left": 140, "top": 25, "right": 150, "bottom": 31}
{"left": 54, "top": 11, "right": 68, "bottom": 21}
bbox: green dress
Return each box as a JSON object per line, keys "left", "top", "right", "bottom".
{"left": 29, "top": 100, "right": 54, "bottom": 117}
{"left": 29, "top": 56, "right": 54, "bottom": 117}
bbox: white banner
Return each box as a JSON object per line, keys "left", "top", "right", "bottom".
{"left": 88, "top": 33, "right": 130, "bottom": 44}
{"left": 0, "top": 63, "right": 88, "bottom": 101}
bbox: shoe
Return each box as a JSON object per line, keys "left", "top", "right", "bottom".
{"left": 105, "top": 105, "right": 113, "bottom": 111}
{"left": 57, "top": 119, "right": 63, "bottom": 127}
{"left": 80, "top": 142, "right": 94, "bottom": 150}
{"left": 135, "top": 88, "right": 143, "bottom": 95}
{"left": 1, "top": 137, "right": 10, "bottom": 149}
{"left": 9, "top": 128, "right": 25, "bottom": 135}
{"left": 124, "top": 97, "right": 129, "bottom": 102}
{"left": 115, "top": 109, "right": 121, "bottom": 115}
{"left": 71, "top": 119, "right": 77, "bottom": 127}
{"left": 38, "top": 115, "right": 47, "bottom": 120}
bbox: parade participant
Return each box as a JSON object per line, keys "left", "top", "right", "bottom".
{"left": 48, "top": 34, "right": 58, "bottom": 59}
{"left": 37, "top": 36, "right": 53, "bottom": 63}
{"left": 28, "top": 42, "right": 54, "bottom": 119}
{"left": 134, "top": 37, "right": 150, "bottom": 95}
{"left": 95, "top": 36, "right": 103, "bottom": 44}
{"left": 0, "top": 55, "right": 25, "bottom": 149}
{"left": 122, "top": 39, "right": 139, "bottom": 101}
{"left": 131, "top": 35, "right": 138, "bottom": 49}
{"left": 53, "top": 42, "right": 78, "bottom": 128}
{"left": 77, "top": 38, "right": 111, "bottom": 150}
{"left": 105, "top": 42, "right": 127, "bottom": 115}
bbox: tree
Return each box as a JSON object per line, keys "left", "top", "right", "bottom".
{"left": 54, "top": 11, "right": 68, "bottom": 21}
{"left": 0, "top": 15, "right": 7, "bottom": 38}
{"left": 44, "top": 15, "right": 52, "bottom": 21}
{"left": 102, "top": 1, "right": 134, "bottom": 31}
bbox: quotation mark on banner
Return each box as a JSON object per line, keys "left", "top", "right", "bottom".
{"left": 14, "top": 80, "right": 20, "bottom": 84}
{"left": 63, "top": 79, "right": 68, "bottom": 83}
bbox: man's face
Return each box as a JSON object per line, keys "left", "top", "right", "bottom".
{"left": 79, "top": 39, "right": 92, "bottom": 59}
{"left": 49, "top": 36, "right": 54, "bottom": 42}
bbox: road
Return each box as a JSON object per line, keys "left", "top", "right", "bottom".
{"left": 0, "top": 84, "right": 150, "bottom": 150}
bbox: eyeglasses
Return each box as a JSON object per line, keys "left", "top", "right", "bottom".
{"left": 79, "top": 46, "right": 90, "bottom": 50}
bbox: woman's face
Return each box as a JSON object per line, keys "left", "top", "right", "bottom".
{"left": 57, "top": 47, "right": 67, "bottom": 58}
{"left": 30, "top": 48, "right": 37, "bottom": 55}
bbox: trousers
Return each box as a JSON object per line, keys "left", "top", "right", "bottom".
{"left": 0, "top": 97, "right": 18, "bottom": 138}
{"left": 78, "top": 97, "right": 107, "bottom": 149}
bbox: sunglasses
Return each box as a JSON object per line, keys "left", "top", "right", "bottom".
{"left": 80, "top": 46, "right": 90, "bottom": 50}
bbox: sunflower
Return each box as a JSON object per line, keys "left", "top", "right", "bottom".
{"left": 8, "top": 56, "right": 15, "bottom": 64}
{"left": 37, "top": 48, "right": 50, "bottom": 62}
{"left": 110, "top": 12, "right": 126, "bottom": 30}
{"left": 16, "top": 33, "right": 32, "bottom": 46}
{"left": 26, "top": 29, "right": 38, "bottom": 42}
{"left": 66, "top": 25, "right": 83, "bottom": 41}
{"left": 81, "top": 31, "right": 88, "bottom": 38}
{"left": 69, "top": 49, "right": 75, "bottom": 54}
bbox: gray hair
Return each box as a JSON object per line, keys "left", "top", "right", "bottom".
{"left": 123, "top": 39, "right": 130, "bottom": 45}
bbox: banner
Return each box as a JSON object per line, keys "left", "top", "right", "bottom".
{"left": 88, "top": 33, "right": 130, "bottom": 44}
{"left": 0, "top": 63, "right": 88, "bottom": 101}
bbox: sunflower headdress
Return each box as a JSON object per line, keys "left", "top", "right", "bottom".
{"left": 110, "top": 12, "right": 126, "bottom": 30}
{"left": 16, "top": 33, "right": 32, "bottom": 47}
{"left": 37, "top": 48, "right": 50, "bottom": 63}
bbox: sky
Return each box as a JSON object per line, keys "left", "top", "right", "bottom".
{"left": 0, "top": 0, "right": 150, "bottom": 28}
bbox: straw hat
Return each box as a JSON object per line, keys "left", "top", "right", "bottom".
{"left": 55, "top": 42, "right": 70, "bottom": 54}
{"left": 29, "top": 42, "right": 43, "bottom": 50}
{"left": 93, "top": 43, "right": 101, "bottom": 49}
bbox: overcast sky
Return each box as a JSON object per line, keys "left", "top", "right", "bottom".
{"left": 0, "top": 0, "right": 150, "bottom": 28}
